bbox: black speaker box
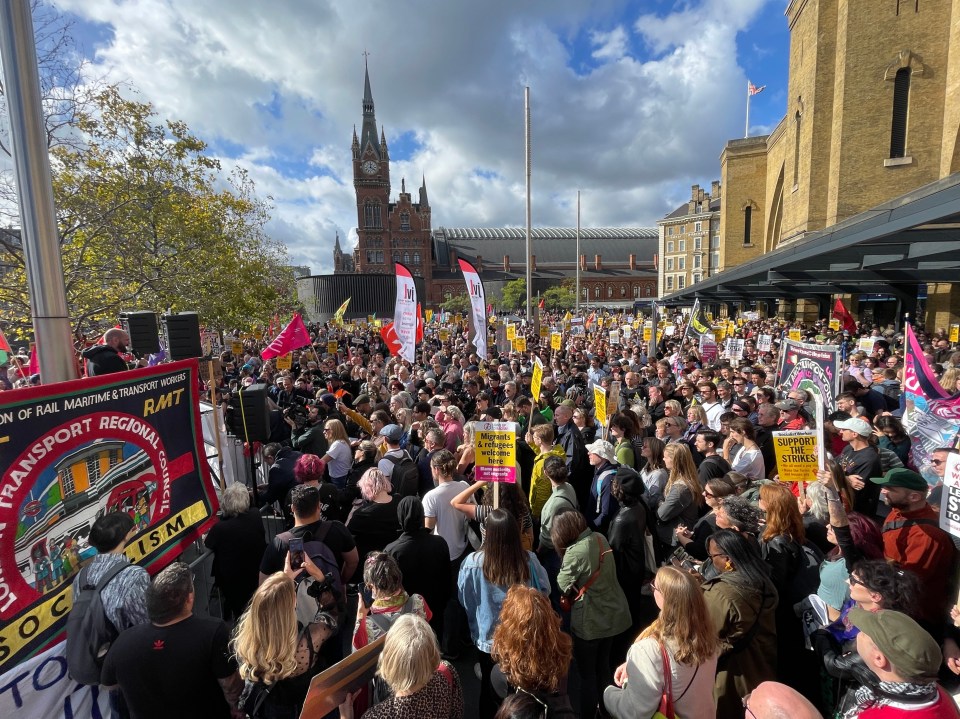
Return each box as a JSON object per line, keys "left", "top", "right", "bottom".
{"left": 162, "top": 312, "right": 202, "bottom": 361}
{"left": 120, "top": 311, "right": 160, "bottom": 357}
{"left": 227, "top": 383, "right": 271, "bottom": 443}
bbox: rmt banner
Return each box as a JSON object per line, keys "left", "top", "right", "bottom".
{"left": 0, "top": 360, "right": 219, "bottom": 673}
{"left": 777, "top": 338, "right": 841, "bottom": 409}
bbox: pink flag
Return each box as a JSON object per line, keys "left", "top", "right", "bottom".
{"left": 28, "top": 343, "right": 39, "bottom": 375}
{"left": 261, "top": 313, "right": 311, "bottom": 360}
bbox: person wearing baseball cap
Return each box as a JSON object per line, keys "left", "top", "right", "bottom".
{"left": 847, "top": 607, "right": 960, "bottom": 717}
{"left": 872, "top": 468, "right": 956, "bottom": 624}
{"left": 835, "top": 417, "right": 883, "bottom": 516}
{"left": 774, "top": 398, "right": 806, "bottom": 430}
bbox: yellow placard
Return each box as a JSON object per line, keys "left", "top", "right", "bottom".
{"left": 829, "top": 319, "right": 840, "bottom": 331}
{"left": 425, "top": 309, "right": 434, "bottom": 324}
{"left": 951, "top": 324, "right": 959, "bottom": 343}
{"left": 327, "top": 340, "right": 338, "bottom": 355}
{"left": 506, "top": 324, "right": 517, "bottom": 341}
{"left": 773, "top": 430, "right": 819, "bottom": 482}
{"left": 551, "top": 332, "right": 562, "bottom": 350}
{"left": 439, "top": 329, "right": 450, "bottom": 341}
{"left": 475, "top": 422, "right": 518, "bottom": 483}
{"left": 594, "top": 385, "right": 608, "bottom": 427}
{"left": 230, "top": 340, "right": 243, "bottom": 355}
{"left": 788, "top": 329, "right": 802, "bottom": 342}
{"left": 454, "top": 313, "right": 463, "bottom": 325}
{"left": 531, "top": 361, "right": 543, "bottom": 401}
{"left": 607, "top": 380, "right": 620, "bottom": 419}
{"left": 345, "top": 323, "right": 356, "bottom": 332}
{"left": 643, "top": 326, "right": 652, "bottom": 342}
{"left": 539, "top": 325, "right": 549, "bottom": 338}
{"left": 276, "top": 353, "right": 293, "bottom": 370}
{"left": 514, "top": 337, "right": 527, "bottom": 352}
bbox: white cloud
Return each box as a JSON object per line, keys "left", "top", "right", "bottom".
{"left": 49, "top": 0, "right": 775, "bottom": 272}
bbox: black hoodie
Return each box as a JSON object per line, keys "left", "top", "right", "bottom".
{"left": 384, "top": 496, "right": 452, "bottom": 620}
{"left": 82, "top": 344, "right": 128, "bottom": 376}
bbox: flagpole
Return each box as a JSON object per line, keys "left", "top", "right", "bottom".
{"left": 575, "top": 190, "right": 581, "bottom": 313}
{"left": 524, "top": 86, "right": 533, "bottom": 324}
{"left": 745, "top": 80, "right": 750, "bottom": 138}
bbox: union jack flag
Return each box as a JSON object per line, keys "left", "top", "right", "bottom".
{"left": 748, "top": 81, "right": 766, "bottom": 96}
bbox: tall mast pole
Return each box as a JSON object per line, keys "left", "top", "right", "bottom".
{"left": 575, "top": 191, "right": 581, "bottom": 312}
{"left": 525, "top": 86, "right": 532, "bottom": 323}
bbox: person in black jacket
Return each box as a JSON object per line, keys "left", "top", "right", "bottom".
{"left": 385, "top": 496, "right": 451, "bottom": 643}
{"left": 608, "top": 469, "right": 651, "bottom": 665}
{"left": 82, "top": 328, "right": 131, "bottom": 376}
{"left": 258, "top": 443, "right": 301, "bottom": 525}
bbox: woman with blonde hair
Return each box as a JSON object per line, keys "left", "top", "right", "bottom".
{"left": 604, "top": 566, "right": 719, "bottom": 718}
{"left": 455, "top": 421, "right": 477, "bottom": 480}
{"left": 234, "top": 573, "right": 334, "bottom": 718}
{"left": 491, "top": 585, "right": 575, "bottom": 714}
{"left": 339, "top": 614, "right": 463, "bottom": 719}
{"left": 656, "top": 443, "right": 703, "bottom": 550}
{"left": 318, "top": 419, "right": 353, "bottom": 490}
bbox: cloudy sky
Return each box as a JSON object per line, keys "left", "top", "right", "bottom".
{"left": 51, "top": 0, "right": 790, "bottom": 273}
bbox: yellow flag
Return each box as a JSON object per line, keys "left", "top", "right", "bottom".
{"left": 563, "top": 310, "right": 573, "bottom": 322}
{"left": 332, "top": 298, "right": 351, "bottom": 325}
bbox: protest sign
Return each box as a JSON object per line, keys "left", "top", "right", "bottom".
{"left": 725, "top": 338, "right": 745, "bottom": 360}
{"left": 951, "top": 325, "right": 959, "bottom": 343}
{"left": 513, "top": 337, "right": 527, "bottom": 352}
{"left": 0, "top": 642, "right": 109, "bottom": 719}
{"left": 829, "top": 319, "right": 840, "bottom": 331}
{"left": 531, "top": 360, "right": 543, "bottom": 402}
{"left": 594, "top": 386, "right": 608, "bottom": 428}
{"left": 0, "top": 361, "right": 219, "bottom": 674}
{"left": 939, "top": 453, "right": 960, "bottom": 538}
{"left": 230, "top": 339, "right": 243, "bottom": 355}
{"left": 857, "top": 337, "right": 876, "bottom": 353}
{"left": 551, "top": 332, "right": 562, "bottom": 350}
{"left": 439, "top": 329, "right": 450, "bottom": 341}
{"left": 474, "top": 422, "right": 517, "bottom": 483}
{"left": 699, "top": 333, "right": 718, "bottom": 364}
{"left": 773, "top": 430, "right": 819, "bottom": 482}
{"left": 539, "top": 325, "right": 549, "bottom": 338}
{"left": 757, "top": 334, "right": 772, "bottom": 352}
{"left": 788, "top": 329, "right": 802, "bottom": 342}
{"left": 607, "top": 381, "right": 620, "bottom": 419}
{"left": 664, "top": 325, "right": 675, "bottom": 336}
{"left": 623, "top": 325, "right": 633, "bottom": 340}
{"left": 778, "top": 337, "right": 841, "bottom": 410}
{"left": 327, "top": 340, "right": 338, "bottom": 355}
{"left": 643, "top": 325, "right": 652, "bottom": 342}
{"left": 302, "top": 635, "right": 386, "bottom": 719}
{"left": 275, "top": 353, "right": 293, "bottom": 370}
{"left": 609, "top": 329, "right": 620, "bottom": 345}
{"left": 506, "top": 324, "right": 516, "bottom": 341}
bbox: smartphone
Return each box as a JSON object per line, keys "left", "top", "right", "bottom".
{"left": 361, "top": 586, "right": 374, "bottom": 608}
{"left": 288, "top": 537, "right": 305, "bottom": 569}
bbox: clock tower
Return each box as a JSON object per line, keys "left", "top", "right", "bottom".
{"left": 347, "top": 60, "right": 432, "bottom": 283}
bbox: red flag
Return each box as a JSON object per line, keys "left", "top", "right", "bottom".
{"left": 538, "top": 298, "right": 545, "bottom": 310}
{"left": 28, "top": 343, "right": 39, "bottom": 375}
{"left": 416, "top": 303, "right": 424, "bottom": 343}
{"left": 0, "top": 327, "right": 10, "bottom": 354}
{"left": 832, "top": 298, "right": 857, "bottom": 334}
{"left": 380, "top": 322, "right": 402, "bottom": 355}
{"left": 261, "top": 313, "right": 311, "bottom": 360}
{"left": 585, "top": 311, "right": 596, "bottom": 329}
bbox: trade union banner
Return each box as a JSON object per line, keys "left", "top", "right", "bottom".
{"left": 0, "top": 360, "right": 219, "bottom": 674}
{"left": 776, "top": 338, "right": 841, "bottom": 409}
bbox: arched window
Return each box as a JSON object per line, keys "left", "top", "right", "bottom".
{"left": 393, "top": 251, "right": 400, "bottom": 264}
{"left": 620, "top": 285, "right": 627, "bottom": 298}
{"left": 890, "top": 68, "right": 910, "bottom": 159}
{"left": 607, "top": 286, "right": 613, "bottom": 299}
{"left": 375, "top": 251, "right": 384, "bottom": 263}
{"left": 413, "top": 252, "right": 421, "bottom": 265}
{"left": 364, "top": 201, "right": 382, "bottom": 229}
{"left": 645, "top": 286, "right": 652, "bottom": 297}
{"left": 581, "top": 287, "right": 588, "bottom": 300}
{"left": 594, "top": 286, "right": 601, "bottom": 299}
{"left": 633, "top": 286, "right": 640, "bottom": 299}
{"left": 403, "top": 252, "right": 410, "bottom": 265}
{"left": 400, "top": 212, "right": 411, "bottom": 231}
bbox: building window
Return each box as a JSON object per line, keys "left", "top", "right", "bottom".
{"left": 693, "top": 255, "right": 701, "bottom": 269}
{"left": 694, "top": 221, "right": 702, "bottom": 232}
{"left": 679, "top": 239, "right": 686, "bottom": 252}
{"left": 711, "top": 251, "right": 720, "bottom": 269}
{"left": 443, "top": 288, "right": 452, "bottom": 301}
{"left": 633, "top": 286, "right": 640, "bottom": 299}
{"left": 364, "top": 201, "right": 382, "bottom": 229}
{"left": 594, "top": 286, "right": 601, "bottom": 299}
{"left": 607, "top": 286, "right": 613, "bottom": 299}
{"left": 582, "top": 287, "right": 588, "bottom": 300}
{"left": 400, "top": 212, "right": 411, "bottom": 231}
{"left": 376, "top": 251, "right": 384, "bottom": 263}
{"left": 890, "top": 68, "right": 910, "bottom": 158}
{"left": 413, "top": 252, "right": 420, "bottom": 265}
{"left": 743, "top": 206, "right": 753, "bottom": 246}
{"left": 693, "top": 273, "right": 702, "bottom": 284}
{"left": 668, "top": 226, "right": 674, "bottom": 236}
{"left": 620, "top": 285, "right": 627, "bottom": 298}
{"left": 393, "top": 251, "right": 400, "bottom": 264}
{"left": 694, "top": 237, "right": 702, "bottom": 250}
{"left": 793, "top": 110, "right": 802, "bottom": 187}
{"left": 666, "top": 258, "right": 674, "bottom": 271}
{"left": 678, "top": 257, "right": 686, "bottom": 270}
{"left": 666, "top": 276, "right": 674, "bottom": 290}
{"left": 403, "top": 252, "right": 410, "bottom": 265}
{"left": 645, "top": 286, "right": 652, "bottom": 297}
{"left": 667, "top": 241, "right": 674, "bottom": 253}
{"left": 678, "top": 275, "right": 686, "bottom": 289}
{"left": 710, "top": 235, "right": 720, "bottom": 249}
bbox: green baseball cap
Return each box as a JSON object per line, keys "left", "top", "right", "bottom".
{"left": 849, "top": 607, "right": 941, "bottom": 679}
{"left": 868, "top": 467, "right": 928, "bottom": 493}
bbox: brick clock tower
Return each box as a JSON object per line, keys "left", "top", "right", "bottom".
{"left": 349, "top": 61, "right": 432, "bottom": 284}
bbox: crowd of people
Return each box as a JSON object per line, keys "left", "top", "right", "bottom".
{"left": 54, "top": 309, "right": 960, "bottom": 718}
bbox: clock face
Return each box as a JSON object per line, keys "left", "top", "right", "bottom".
{"left": 362, "top": 160, "right": 378, "bottom": 175}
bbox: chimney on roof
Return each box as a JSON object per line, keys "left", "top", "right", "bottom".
{"left": 698, "top": 187, "right": 705, "bottom": 203}
{"left": 476, "top": 254, "right": 482, "bottom": 272}
{"left": 629, "top": 254, "right": 636, "bottom": 271}
{"left": 531, "top": 254, "right": 536, "bottom": 272}
{"left": 580, "top": 254, "right": 587, "bottom": 271}
{"left": 503, "top": 254, "right": 510, "bottom": 273}
{"left": 711, "top": 180, "right": 721, "bottom": 199}
{"left": 595, "top": 254, "right": 602, "bottom": 271}
{"left": 688, "top": 184, "right": 699, "bottom": 214}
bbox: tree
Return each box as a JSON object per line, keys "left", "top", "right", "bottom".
{"left": 0, "top": 86, "right": 296, "bottom": 338}
{"left": 440, "top": 293, "right": 470, "bottom": 314}
{"left": 499, "top": 278, "right": 526, "bottom": 311}
{"left": 543, "top": 280, "right": 577, "bottom": 311}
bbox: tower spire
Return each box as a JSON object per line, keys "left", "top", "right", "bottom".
{"left": 419, "top": 174, "right": 429, "bottom": 207}
{"left": 359, "top": 54, "right": 380, "bottom": 159}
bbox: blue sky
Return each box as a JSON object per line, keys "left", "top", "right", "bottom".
{"left": 49, "top": 0, "right": 792, "bottom": 272}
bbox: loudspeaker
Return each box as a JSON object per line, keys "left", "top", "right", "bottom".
{"left": 227, "top": 384, "right": 271, "bottom": 443}
{"left": 120, "top": 311, "right": 160, "bottom": 357}
{"left": 162, "top": 312, "right": 202, "bottom": 361}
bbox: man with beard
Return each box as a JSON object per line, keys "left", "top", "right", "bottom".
{"left": 871, "top": 468, "right": 956, "bottom": 625}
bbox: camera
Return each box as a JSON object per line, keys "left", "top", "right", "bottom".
{"left": 283, "top": 396, "right": 311, "bottom": 423}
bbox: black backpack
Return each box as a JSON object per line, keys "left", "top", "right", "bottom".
{"left": 384, "top": 452, "right": 420, "bottom": 497}
{"left": 65, "top": 562, "right": 131, "bottom": 685}
{"left": 275, "top": 524, "right": 345, "bottom": 628}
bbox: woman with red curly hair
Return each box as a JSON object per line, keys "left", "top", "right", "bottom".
{"left": 490, "top": 585, "right": 574, "bottom": 716}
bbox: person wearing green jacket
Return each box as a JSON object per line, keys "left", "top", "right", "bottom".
{"left": 552, "top": 510, "right": 631, "bottom": 719}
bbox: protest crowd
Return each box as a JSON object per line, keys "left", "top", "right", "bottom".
{"left": 13, "top": 303, "right": 960, "bottom": 719}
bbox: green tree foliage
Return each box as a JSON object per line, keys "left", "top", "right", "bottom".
{"left": 440, "top": 293, "right": 471, "bottom": 314}
{"left": 499, "top": 278, "right": 526, "bottom": 311}
{"left": 0, "top": 87, "right": 295, "bottom": 338}
{"left": 543, "top": 279, "right": 576, "bottom": 311}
